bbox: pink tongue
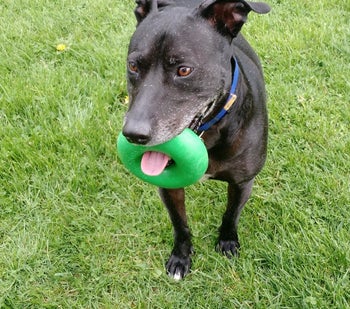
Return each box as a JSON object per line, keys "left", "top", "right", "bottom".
{"left": 141, "top": 151, "right": 170, "bottom": 176}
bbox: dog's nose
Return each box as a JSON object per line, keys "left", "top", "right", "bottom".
{"left": 122, "top": 124, "right": 151, "bottom": 145}
{"left": 124, "top": 132, "right": 151, "bottom": 145}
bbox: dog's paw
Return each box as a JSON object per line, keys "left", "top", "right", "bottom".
{"left": 165, "top": 254, "right": 191, "bottom": 280}
{"left": 216, "top": 240, "right": 240, "bottom": 259}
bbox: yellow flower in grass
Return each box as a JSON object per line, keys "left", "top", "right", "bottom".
{"left": 56, "top": 44, "right": 66, "bottom": 52}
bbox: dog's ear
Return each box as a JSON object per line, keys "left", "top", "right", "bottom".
{"left": 134, "top": 0, "right": 154, "bottom": 24}
{"left": 197, "top": 0, "right": 270, "bottom": 38}
{"left": 134, "top": 0, "right": 172, "bottom": 25}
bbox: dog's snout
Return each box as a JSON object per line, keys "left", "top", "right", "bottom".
{"left": 122, "top": 122, "right": 152, "bottom": 145}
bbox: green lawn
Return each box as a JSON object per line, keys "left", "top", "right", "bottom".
{"left": 1, "top": 0, "right": 349, "bottom": 307}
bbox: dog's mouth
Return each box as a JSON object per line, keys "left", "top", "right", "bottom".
{"left": 139, "top": 99, "right": 217, "bottom": 176}
{"left": 141, "top": 151, "right": 172, "bottom": 176}
{"left": 188, "top": 99, "right": 217, "bottom": 133}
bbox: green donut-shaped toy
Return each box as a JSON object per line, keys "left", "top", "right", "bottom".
{"left": 117, "top": 128, "right": 208, "bottom": 189}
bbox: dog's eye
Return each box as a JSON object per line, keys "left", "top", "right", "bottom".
{"left": 177, "top": 66, "right": 193, "bottom": 77}
{"left": 128, "top": 61, "right": 139, "bottom": 73}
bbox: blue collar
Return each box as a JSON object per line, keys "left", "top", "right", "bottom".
{"left": 197, "top": 57, "right": 240, "bottom": 133}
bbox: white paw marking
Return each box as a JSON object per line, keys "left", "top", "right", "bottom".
{"left": 172, "top": 271, "right": 182, "bottom": 281}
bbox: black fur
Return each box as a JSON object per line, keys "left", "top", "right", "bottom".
{"left": 122, "top": 0, "right": 270, "bottom": 279}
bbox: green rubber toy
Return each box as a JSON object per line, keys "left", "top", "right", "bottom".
{"left": 117, "top": 128, "right": 209, "bottom": 189}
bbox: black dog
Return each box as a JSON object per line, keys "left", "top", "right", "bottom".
{"left": 122, "top": 0, "right": 270, "bottom": 280}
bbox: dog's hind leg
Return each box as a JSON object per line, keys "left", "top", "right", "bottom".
{"left": 159, "top": 188, "right": 193, "bottom": 280}
{"left": 216, "top": 179, "right": 254, "bottom": 258}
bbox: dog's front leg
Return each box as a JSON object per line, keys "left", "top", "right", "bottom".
{"left": 216, "top": 179, "right": 254, "bottom": 258}
{"left": 159, "top": 187, "right": 193, "bottom": 280}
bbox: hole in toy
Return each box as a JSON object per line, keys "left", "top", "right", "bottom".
{"left": 166, "top": 159, "right": 174, "bottom": 168}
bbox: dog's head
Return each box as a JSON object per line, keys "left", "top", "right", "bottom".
{"left": 122, "top": 0, "right": 270, "bottom": 146}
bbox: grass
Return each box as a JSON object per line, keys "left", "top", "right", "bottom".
{"left": 0, "top": 0, "right": 349, "bottom": 307}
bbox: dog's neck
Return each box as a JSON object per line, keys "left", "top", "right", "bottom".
{"left": 190, "top": 57, "right": 240, "bottom": 135}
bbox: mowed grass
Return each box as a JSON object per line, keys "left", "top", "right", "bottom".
{"left": 0, "top": 0, "right": 349, "bottom": 307}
